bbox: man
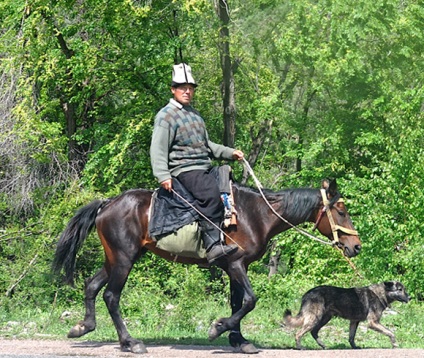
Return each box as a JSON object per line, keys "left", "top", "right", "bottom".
{"left": 150, "top": 63, "right": 244, "bottom": 264}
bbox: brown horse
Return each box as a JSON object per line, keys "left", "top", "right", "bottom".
{"left": 52, "top": 178, "right": 361, "bottom": 354}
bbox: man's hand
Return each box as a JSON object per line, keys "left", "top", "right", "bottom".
{"left": 161, "top": 178, "right": 173, "bottom": 192}
{"left": 232, "top": 149, "right": 244, "bottom": 161}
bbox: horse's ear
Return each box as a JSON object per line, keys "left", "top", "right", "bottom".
{"left": 321, "top": 178, "right": 330, "bottom": 190}
{"left": 322, "top": 178, "right": 338, "bottom": 198}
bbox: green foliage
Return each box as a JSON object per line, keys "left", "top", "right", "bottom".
{"left": 1, "top": 0, "right": 424, "bottom": 347}
{"left": 82, "top": 116, "right": 156, "bottom": 191}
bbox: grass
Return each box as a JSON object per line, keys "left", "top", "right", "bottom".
{"left": 1, "top": 292, "right": 423, "bottom": 350}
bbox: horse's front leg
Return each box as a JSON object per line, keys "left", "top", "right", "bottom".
{"left": 208, "top": 261, "right": 259, "bottom": 354}
{"left": 68, "top": 267, "right": 108, "bottom": 338}
{"left": 228, "top": 279, "right": 260, "bottom": 354}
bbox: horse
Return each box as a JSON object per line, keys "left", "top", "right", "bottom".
{"left": 52, "top": 178, "right": 361, "bottom": 354}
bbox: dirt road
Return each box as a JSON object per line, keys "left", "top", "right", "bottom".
{"left": 0, "top": 338, "right": 422, "bottom": 358}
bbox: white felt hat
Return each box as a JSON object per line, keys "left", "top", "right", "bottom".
{"left": 171, "top": 63, "right": 197, "bottom": 87}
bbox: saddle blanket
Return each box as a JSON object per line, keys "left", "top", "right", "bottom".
{"left": 148, "top": 177, "right": 200, "bottom": 238}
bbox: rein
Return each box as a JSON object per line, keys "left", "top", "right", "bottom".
{"left": 242, "top": 159, "right": 332, "bottom": 246}
{"left": 171, "top": 160, "right": 361, "bottom": 277}
{"left": 242, "top": 158, "right": 363, "bottom": 277}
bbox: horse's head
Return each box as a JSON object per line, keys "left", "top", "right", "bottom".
{"left": 313, "top": 179, "right": 362, "bottom": 258}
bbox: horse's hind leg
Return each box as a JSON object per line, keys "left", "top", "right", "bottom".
{"left": 68, "top": 267, "right": 108, "bottom": 338}
{"left": 103, "top": 259, "right": 147, "bottom": 354}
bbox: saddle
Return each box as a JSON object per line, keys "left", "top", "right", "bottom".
{"left": 148, "top": 165, "right": 237, "bottom": 258}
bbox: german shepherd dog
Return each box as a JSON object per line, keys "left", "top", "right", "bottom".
{"left": 284, "top": 281, "right": 410, "bottom": 349}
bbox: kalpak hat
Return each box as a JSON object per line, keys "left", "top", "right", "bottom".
{"left": 171, "top": 63, "right": 197, "bottom": 87}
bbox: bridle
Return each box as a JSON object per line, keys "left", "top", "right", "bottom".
{"left": 241, "top": 159, "right": 359, "bottom": 247}
{"left": 242, "top": 158, "right": 362, "bottom": 277}
{"left": 313, "top": 189, "right": 359, "bottom": 245}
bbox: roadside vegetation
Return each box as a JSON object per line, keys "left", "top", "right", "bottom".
{"left": 1, "top": 262, "right": 423, "bottom": 349}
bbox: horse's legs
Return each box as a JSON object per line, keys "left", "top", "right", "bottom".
{"left": 208, "top": 262, "right": 259, "bottom": 354}
{"left": 228, "top": 279, "right": 259, "bottom": 354}
{"left": 103, "top": 259, "right": 147, "bottom": 354}
{"left": 68, "top": 267, "right": 109, "bottom": 338}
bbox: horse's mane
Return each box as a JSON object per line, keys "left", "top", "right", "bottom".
{"left": 233, "top": 182, "right": 322, "bottom": 222}
{"left": 233, "top": 181, "right": 317, "bottom": 198}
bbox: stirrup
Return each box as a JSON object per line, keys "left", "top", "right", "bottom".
{"left": 221, "top": 193, "right": 237, "bottom": 227}
{"left": 206, "top": 244, "right": 238, "bottom": 264}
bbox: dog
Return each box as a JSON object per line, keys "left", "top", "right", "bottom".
{"left": 283, "top": 281, "right": 410, "bottom": 349}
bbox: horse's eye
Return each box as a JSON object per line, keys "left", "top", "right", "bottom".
{"left": 337, "top": 210, "right": 346, "bottom": 217}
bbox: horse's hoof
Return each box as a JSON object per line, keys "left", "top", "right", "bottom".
{"left": 131, "top": 343, "right": 148, "bottom": 354}
{"left": 67, "top": 323, "right": 93, "bottom": 338}
{"left": 120, "top": 340, "right": 148, "bottom": 354}
{"left": 208, "top": 320, "right": 225, "bottom": 341}
{"left": 236, "top": 342, "right": 259, "bottom": 354}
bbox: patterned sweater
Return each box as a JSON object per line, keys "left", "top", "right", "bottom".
{"left": 150, "top": 99, "right": 235, "bottom": 184}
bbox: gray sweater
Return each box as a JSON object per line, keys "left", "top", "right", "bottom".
{"left": 150, "top": 99, "right": 235, "bottom": 184}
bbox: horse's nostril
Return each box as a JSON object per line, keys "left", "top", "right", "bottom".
{"left": 355, "top": 245, "right": 362, "bottom": 253}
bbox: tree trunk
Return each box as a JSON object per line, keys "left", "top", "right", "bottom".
{"left": 41, "top": 11, "right": 86, "bottom": 170}
{"left": 241, "top": 119, "right": 273, "bottom": 184}
{"left": 268, "top": 240, "right": 281, "bottom": 278}
{"left": 214, "top": 0, "right": 236, "bottom": 148}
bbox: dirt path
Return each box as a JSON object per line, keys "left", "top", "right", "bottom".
{"left": 0, "top": 338, "right": 422, "bottom": 358}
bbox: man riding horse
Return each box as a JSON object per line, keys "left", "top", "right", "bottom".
{"left": 150, "top": 63, "right": 244, "bottom": 264}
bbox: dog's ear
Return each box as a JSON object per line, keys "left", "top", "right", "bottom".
{"left": 384, "top": 281, "right": 395, "bottom": 291}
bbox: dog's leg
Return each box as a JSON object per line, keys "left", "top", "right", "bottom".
{"left": 311, "top": 332, "right": 326, "bottom": 349}
{"left": 349, "top": 321, "right": 360, "bottom": 349}
{"left": 295, "top": 317, "right": 320, "bottom": 350}
{"left": 295, "top": 326, "right": 310, "bottom": 350}
{"left": 311, "top": 314, "right": 332, "bottom": 349}
{"left": 368, "top": 320, "right": 398, "bottom": 348}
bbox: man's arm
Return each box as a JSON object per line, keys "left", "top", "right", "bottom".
{"left": 208, "top": 140, "right": 244, "bottom": 161}
{"left": 150, "top": 121, "right": 172, "bottom": 185}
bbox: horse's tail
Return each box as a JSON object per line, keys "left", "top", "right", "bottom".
{"left": 52, "top": 199, "right": 105, "bottom": 285}
{"left": 283, "top": 309, "right": 304, "bottom": 328}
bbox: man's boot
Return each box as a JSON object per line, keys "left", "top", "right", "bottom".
{"left": 200, "top": 221, "right": 238, "bottom": 265}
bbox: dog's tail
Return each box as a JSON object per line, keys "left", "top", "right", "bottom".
{"left": 283, "top": 309, "right": 304, "bottom": 328}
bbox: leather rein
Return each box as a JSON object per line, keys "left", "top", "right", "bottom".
{"left": 243, "top": 159, "right": 358, "bottom": 247}
{"left": 243, "top": 159, "right": 362, "bottom": 277}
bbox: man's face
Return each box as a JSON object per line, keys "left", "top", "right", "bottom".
{"left": 171, "top": 84, "right": 195, "bottom": 106}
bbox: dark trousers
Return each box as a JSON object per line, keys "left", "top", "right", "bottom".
{"left": 176, "top": 168, "right": 223, "bottom": 223}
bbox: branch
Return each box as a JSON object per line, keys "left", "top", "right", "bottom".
{"left": 6, "top": 253, "right": 38, "bottom": 297}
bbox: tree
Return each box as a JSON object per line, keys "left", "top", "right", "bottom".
{"left": 1, "top": 0, "right": 424, "bottom": 299}
{"left": 214, "top": 0, "right": 238, "bottom": 148}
